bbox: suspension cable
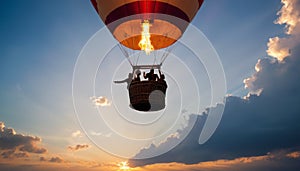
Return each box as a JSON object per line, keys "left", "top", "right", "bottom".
{"left": 160, "top": 46, "right": 171, "bottom": 65}
{"left": 135, "top": 51, "right": 142, "bottom": 66}
{"left": 118, "top": 44, "right": 133, "bottom": 66}
{"left": 152, "top": 50, "right": 158, "bottom": 66}
{"left": 160, "top": 29, "right": 178, "bottom": 65}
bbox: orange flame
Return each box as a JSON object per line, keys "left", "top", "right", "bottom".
{"left": 138, "top": 20, "right": 154, "bottom": 55}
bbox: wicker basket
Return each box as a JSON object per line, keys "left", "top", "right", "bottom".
{"left": 129, "top": 80, "right": 167, "bottom": 111}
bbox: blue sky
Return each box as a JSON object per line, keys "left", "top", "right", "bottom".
{"left": 0, "top": 0, "right": 282, "bottom": 129}
{"left": 0, "top": 1, "right": 98, "bottom": 133}
{"left": 196, "top": 0, "right": 283, "bottom": 95}
{"left": 2, "top": 0, "right": 300, "bottom": 170}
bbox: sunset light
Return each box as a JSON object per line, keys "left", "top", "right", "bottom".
{"left": 118, "top": 161, "right": 130, "bottom": 171}
{"left": 1, "top": 0, "right": 300, "bottom": 171}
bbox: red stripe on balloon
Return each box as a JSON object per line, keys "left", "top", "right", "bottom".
{"left": 90, "top": 0, "right": 99, "bottom": 13}
{"left": 105, "top": 1, "right": 190, "bottom": 25}
{"left": 198, "top": 0, "right": 204, "bottom": 9}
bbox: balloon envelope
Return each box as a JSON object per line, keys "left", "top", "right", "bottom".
{"left": 91, "top": 0, "right": 204, "bottom": 50}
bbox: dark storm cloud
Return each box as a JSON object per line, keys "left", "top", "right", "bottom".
{"left": 129, "top": 45, "right": 300, "bottom": 166}
{"left": 244, "top": 49, "right": 300, "bottom": 98}
{"left": 0, "top": 122, "right": 47, "bottom": 158}
{"left": 130, "top": 89, "right": 300, "bottom": 167}
{"left": 131, "top": 43, "right": 300, "bottom": 167}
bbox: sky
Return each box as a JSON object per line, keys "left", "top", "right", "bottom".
{"left": 1, "top": 0, "right": 300, "bottom": 171}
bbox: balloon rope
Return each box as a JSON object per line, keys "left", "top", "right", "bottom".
{"left": 135, "top": 51, "right": 142, "bottom": 66}
{"left": 160, "top": 23, "right": 178, "bottom": 65}
{"left": 118, "top": 44, "right": 133, "bottom": 66}
{"left": 152, "top": 50, "right": 158, "bottom": 66}
{"left": 160, "top": 48, "right": 169, "bottom": 64}
{"left": 160, "top": 45, "right": 176, "bottom": 65}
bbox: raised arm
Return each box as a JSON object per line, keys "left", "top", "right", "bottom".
{"left": 114, "top": 78, "right": 128, "bottom": 84}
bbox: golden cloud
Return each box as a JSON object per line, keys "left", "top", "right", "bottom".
{"left": 90, "top": 96, "right": 111, "bottom": 107}
{"left": 286, "top": 151, "right": 300, "bottom": 158}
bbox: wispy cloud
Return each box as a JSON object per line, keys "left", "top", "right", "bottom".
{"left": 48, "top": 156, "right": 64, "bottom": 163}
{"left": 90, "top": 131, "right": 112, "bottom": 138}
{"left": 67, "top": 144, "right": 90, "bottom": 152}
{"left": 287, "top": 151, "right": 300, "bottom": 159}
{"left": 71, "top": 130, "right": 82, "bottom": 138}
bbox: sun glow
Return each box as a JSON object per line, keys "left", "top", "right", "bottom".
{"left": 118, "top": 161, "right": 130, "bottom": 171}
{"left": 138, "top": 20, "right": 154, "bottom": 55}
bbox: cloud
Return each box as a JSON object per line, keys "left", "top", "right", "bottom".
{"left": 0, "top": 161, "right": 117, "bottom": 171}
{"left": 275, "top": 0, "right": 300, "bottom": 35}
{"left": 266, "top": 0, "right": 300, "bottom": 61}
{"left": 67, "top": 144, "right": 90, "bottom": 152}
{"left": 90, "top": 131, "right": 112, "bottom": 138}
{"left": 40, "top": 156, "right": 63, "bottom": 163}
{"left": 133, "top": 150, "right": 300, "bottom": 171}
{"left": 39, "top": 156, "right": 65, "bottom": 163}
{"left": 136, "top": 154, "right": 269, "bottom": 171}
{"left": 287, "top": 151, "right": 300, "bottom": 159}
{"left": 129, "top": 0, "right": 300, "bottom": 167}
{"left": 129, "top": 85, "right": 300, "bottom": 166}
{"left": 39, "top": 156, "right": 47, "bottom": 161}
{"left": 1, "top": 151, "right": 299, "bottom": 171}
{"left": 1, "top": 150, "right": 29, "bottom": 159}
{"left": 90, "top": 96, "right": 111, "bottom": 107}
{"left": 71, "top": 130, "right": 83, "bottom": 138}
{"left": 267, "top": 37, "right": 291, "bottom": 61}
{"left": 0, "top": 121, "right": 47, "bottom": 158}
{"left": 49, "top": 156, "right": 64, "bottom": 163}
{"left": 90, "top": 131, "right": 103, "bottom": 136}
{"left": 245, "top": 0, "right": 300, "bottom": 94}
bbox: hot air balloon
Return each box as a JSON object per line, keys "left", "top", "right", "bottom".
{"left": 91, "top": 0, "right": 204, "bottom": 111}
